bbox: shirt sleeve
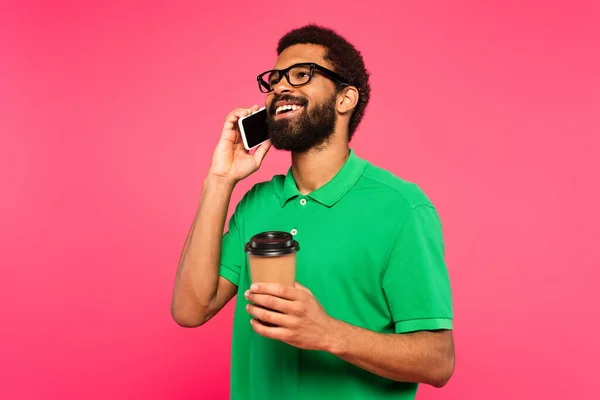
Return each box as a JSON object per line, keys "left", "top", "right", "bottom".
{"left": 219, "top": 203, "right": 245, "bottom": 287}
{"left": 382, "top": 205, "right": 454, "bottom": 333}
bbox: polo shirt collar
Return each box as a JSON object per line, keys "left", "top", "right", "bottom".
{"left": 279, "top": 148, "right": 368, "bottom": 208}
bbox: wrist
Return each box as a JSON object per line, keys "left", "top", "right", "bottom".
{"left": 204, "top": 173, "right": 237, "bottom": 190}
{"left": 324, "top": 317, "right": 350, "bottom": 356}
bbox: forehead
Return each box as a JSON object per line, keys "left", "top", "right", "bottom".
{"left": 273, "top": 44, "right": 331, "bottom": 70}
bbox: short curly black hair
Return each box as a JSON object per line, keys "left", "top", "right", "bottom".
{"left": 277, "top": 24, "right": 371, "bottom": 141}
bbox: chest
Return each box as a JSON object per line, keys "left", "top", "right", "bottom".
{"left": 241, "top": 199, "right": 399, "bottom": 321}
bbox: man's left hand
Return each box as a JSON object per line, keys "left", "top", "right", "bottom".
{"left": 245, "top": 282, "right": 336, "bottom": 351}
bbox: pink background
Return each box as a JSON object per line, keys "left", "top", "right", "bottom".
{"left": 1, "top": 1, "right": 598, "bottom": 399}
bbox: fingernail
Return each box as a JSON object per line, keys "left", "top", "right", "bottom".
{"left": 246, "top": 304, "right": 250, "bottom": 311}
{"left": 244, "top": 290, "right": 250, "bottom": 298}
{"left": 251, "top": 284, "right": 258, "bottom": 291}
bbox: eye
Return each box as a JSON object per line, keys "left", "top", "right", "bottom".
{"left": 290, "top": 66, "right": 312, "bottom": 84}
{"left": 267, "top": 72, "right": 280, "bottom": 86}
{"left": 291, "top": 71, "right": 304, "bottom": 80}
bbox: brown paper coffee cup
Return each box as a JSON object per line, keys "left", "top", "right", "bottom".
{"left": 245, "top": 231, "right": 300, "bottom": 326}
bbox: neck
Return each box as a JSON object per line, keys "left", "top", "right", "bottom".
{"left": 290, "top": 137, "right": 350, "bottom": 195}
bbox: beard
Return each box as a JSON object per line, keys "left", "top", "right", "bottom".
{"left": 266, "top": 93, "right": 337, "bottom": 153}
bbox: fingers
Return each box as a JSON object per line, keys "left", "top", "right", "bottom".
{"left": 222, "top": 109, "right": 250, "bottom": 134}
{"left": 249, "top": 283, "right": 298, "bottom": 300}
{"left": 246, "top": 292, "right": 296, "bottom": 314}
{"left": 249, "top": 318, "right": 288, "bottom": 340}
{"left": 252, "top": 140, "right": 272, "bottom": 165}
{"left": 221, "top": 105, "right": 260, "bottom": 135}
{"left": 247, "top": 303, "right": 292, "bottom": 327}
{"left": 224, "top": 105, "right": 260, "bottom": 121}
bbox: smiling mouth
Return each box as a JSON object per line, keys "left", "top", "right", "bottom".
{"left": 275, "top": 104, "right": 304, "bottom": 118}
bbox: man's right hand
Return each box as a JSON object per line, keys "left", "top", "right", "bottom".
{"left": 208, "top": 105, "right": 272, "bottom": 184}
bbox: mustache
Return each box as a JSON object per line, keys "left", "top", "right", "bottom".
{"left": 268, "top": 94, "right": 308, "bottom": 115}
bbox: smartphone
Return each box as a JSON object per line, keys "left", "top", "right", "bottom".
{"left": 238, "top": 107, "right": 269, "bottom": 151}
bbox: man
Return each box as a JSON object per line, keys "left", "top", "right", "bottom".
{"left": 171, "top": 24, "right": 455, "bottom": 400}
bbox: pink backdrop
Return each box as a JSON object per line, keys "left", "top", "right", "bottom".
{"left": 1, "top": 1, "right": 598, "bottom": 399}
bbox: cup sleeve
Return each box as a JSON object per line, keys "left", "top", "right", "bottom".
{"left": 382, "top": 205, "right": 454, "bottom": 333}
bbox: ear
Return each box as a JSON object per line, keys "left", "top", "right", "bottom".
{"left": 337, "top": 86, "right": 359, "bottom": 115}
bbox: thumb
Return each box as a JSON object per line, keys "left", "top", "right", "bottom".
{"left": 294, "top": 281, "right": 313, "bottom": 295}
{"left": 252, "top": 140, "right": 272, "bottom": 165}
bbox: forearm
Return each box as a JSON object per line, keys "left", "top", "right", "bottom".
{"left": 327, "top": 319, "right": 454, "bottom": 387}
{"left": 171, "top": 174, "right": 235, "bottom": 325}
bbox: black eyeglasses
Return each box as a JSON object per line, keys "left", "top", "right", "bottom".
{"left": 257, "top": 62, "right": 350, "bottom": 93}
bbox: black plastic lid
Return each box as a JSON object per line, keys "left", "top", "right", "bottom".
{"left": 245, "top": 231, "right": 300, "bottom": 257}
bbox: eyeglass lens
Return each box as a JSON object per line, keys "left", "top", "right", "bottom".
{"left": 264, "top": 65, "right": 312, "bottom": 91}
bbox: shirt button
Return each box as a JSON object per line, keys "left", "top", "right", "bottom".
{"left": 291, "top": 228, "right": 298, "bottom": 235}
{"left": 300, "top": 198, "right": 307, "bottom": 206}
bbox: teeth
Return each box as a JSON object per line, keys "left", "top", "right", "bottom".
{"left": 276, "top": 104, "right": 302, "bottom": 115}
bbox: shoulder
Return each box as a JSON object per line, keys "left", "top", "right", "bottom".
{"left": 234, "top": 173, "right": 286, "bottom": 210}
{"left": 248, "top": 173, "right": 285, "bottom": 198}
{"left": 357, "top": 159, "right": 445, "bottom": 241}
{"left": 358, "top": 161, "right": 434, "bottom": 210}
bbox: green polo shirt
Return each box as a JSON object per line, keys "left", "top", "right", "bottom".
{"left": 219, "top": 149, "right": 453, "bottom": 400}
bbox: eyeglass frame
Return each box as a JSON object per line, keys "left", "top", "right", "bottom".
{"left": 256, "top": 62, "right": 351, "bottom": 93}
